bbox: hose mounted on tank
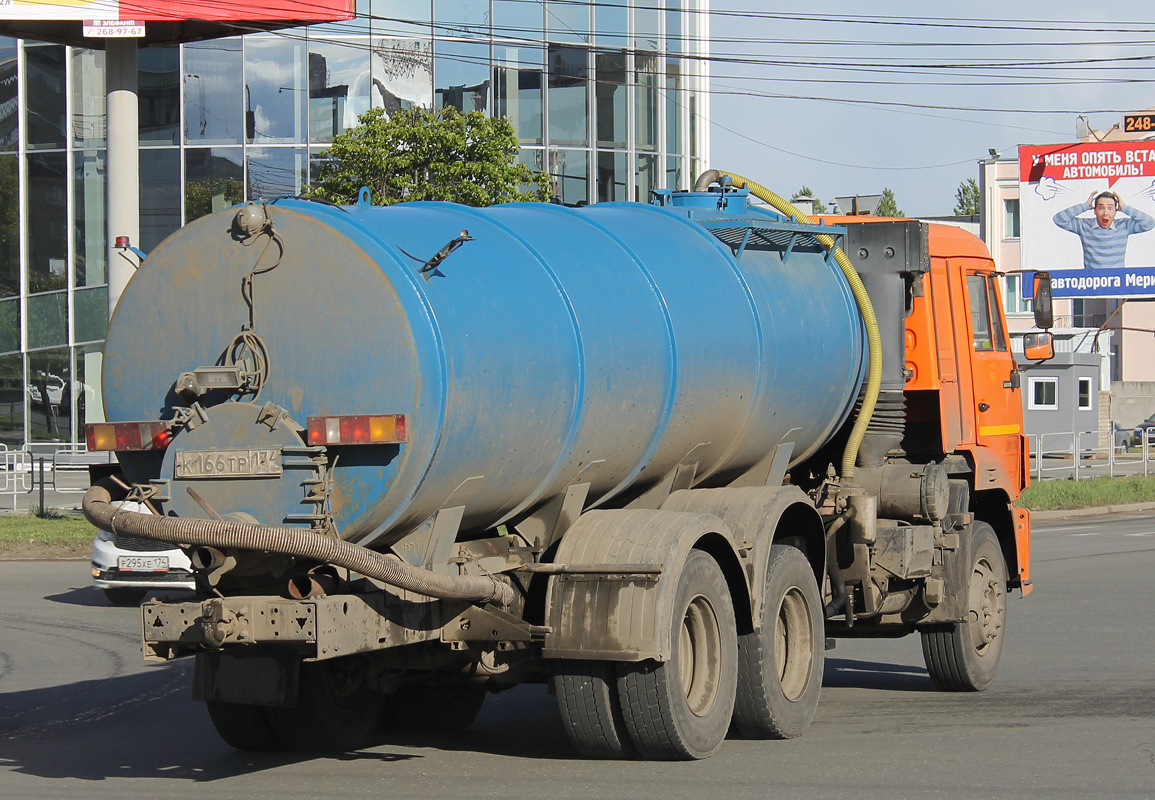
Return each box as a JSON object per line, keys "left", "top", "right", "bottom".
{"left": 82, "top": 482, "right": 515, "bottom": 606}
{"left": 693, "top": 170, "right": 882, "bottom": 482}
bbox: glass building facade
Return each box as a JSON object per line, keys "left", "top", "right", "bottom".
{"left": 0, "top": 1, "right": 710, "bottom": 451}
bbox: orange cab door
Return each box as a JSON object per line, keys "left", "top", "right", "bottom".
{"left": 963, "top": 269, "right": 1024, "bottom": 489}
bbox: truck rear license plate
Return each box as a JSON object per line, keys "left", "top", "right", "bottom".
{"left": 175, "top": 448, "right": 282, "bottom": 479}
{"left": 118, "top": 555, "right": 169, "bottom": 572}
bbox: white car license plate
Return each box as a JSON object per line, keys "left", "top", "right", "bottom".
{"left": 118, "top": 555, "right": 169, "bottom": 572}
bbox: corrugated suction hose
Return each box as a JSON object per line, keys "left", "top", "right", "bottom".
{"left": 83, "top": 483, "right": 514, "bottom": 606}
{"left": 693, "top": 169, "right": 883, "bottom": 481}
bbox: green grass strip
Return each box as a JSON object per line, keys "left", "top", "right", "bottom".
{"left": 1020, "top": 474, "right": 1155, "bottom": 511}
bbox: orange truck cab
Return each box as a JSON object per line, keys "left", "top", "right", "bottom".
{"left": 824, "top": 216, "right": 1035, "bottom": 596}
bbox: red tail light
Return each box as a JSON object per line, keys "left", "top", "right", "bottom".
{"left": 86, "top": 422, "right": 171, "bottom": 451}
{"left": 306, "top": 414, "right": 408, "bottom": 446}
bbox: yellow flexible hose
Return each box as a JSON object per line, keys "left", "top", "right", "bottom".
{"left": 711, "top": 170, "right": 882, "bottom": 481}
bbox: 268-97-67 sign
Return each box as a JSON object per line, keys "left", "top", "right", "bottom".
{"left": 82, "top": 20, "right": 145, "bottom": 37}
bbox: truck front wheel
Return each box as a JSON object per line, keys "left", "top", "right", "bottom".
{"left": 731, "top": 543, "right": 823, "bottom": 738}
{"left": 921, "top": 521, "right": 1007, "bottom": 691}
{"left": 616, "top": 549, "right": 738, "bottom": 760}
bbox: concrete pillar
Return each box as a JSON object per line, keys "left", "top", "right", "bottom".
{"left": 105, "top": 38, "right": 139, "bottom": 319}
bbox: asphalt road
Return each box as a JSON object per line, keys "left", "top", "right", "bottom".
{"left": 1, "top": 513, "right": 1152, "bottom": 799}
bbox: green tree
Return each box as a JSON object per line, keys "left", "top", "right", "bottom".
{"left": 790, "top": 185, "right": 826, "bottom": 214}
{"left": 877, "top": 187, "right": 904, "bottom": 217}
{"left": 953, "top": 177, "right": 980, "bottom": 215}
{"left": 309, "top": 105, "right": 550, "bottom": 206}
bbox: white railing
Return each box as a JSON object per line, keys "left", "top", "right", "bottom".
{"left": 1028, "top": 427, "right": 1155, "bottom": 481}
{"left": 0, "top": 447, "right": 32, "bottom": 510}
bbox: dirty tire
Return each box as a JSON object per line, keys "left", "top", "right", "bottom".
{"left": 554, "top": 660, "right": 635, "bottom": 759}
{"left": 921, "top": 521, "right": 1007, "bottom": 691}
{"left": 616, "top": 550, "right": 738, "bottom": 760}
{"left": 382, "top": 682, "right": 487, "bottom": 733}
{"left": 103, "top": 587, "right": 146, "bottom": 606}
{"left": 267, "top": 660, "right": 384, "bottom": 751}
{"left": 731, "top": 544, "right": 823, "bottom": 739}
{"left": 205, "top": 702, "right": 283, "bottom": 751}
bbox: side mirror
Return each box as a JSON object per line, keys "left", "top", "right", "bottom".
{"left": 1023, "top": 331, "right": 1054, "bottom": 362}
{"left": 1032, "top": 272, "right": 1053, "bottom": 330}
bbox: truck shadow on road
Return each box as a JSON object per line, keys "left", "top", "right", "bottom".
{"left": 823, "top": 658, "right": 935, "bottom": 691}
{"left": 0, "top": 660, "right": 939, "bottom": 783}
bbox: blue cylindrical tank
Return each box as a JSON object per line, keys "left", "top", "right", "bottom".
{"left": 102, "top": 191, "right": 865, "bottom": 549}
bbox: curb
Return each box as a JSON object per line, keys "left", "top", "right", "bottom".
{"left": 1030, "top": 502, "right": 1155, "bottom": 521}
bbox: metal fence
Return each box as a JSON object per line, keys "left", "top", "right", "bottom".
{"left": 0, "top": 446, "right": 113, "bottom": 511}
{"left": 1028, "top": 427, "right": 1155, "bottom": 481}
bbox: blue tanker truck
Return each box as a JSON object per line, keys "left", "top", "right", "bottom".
{"left": 83, "top": 174, "right": 1053, "bottom": 759}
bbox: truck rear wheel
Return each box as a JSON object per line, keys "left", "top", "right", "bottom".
{"left": 921, "top": 521, "right": 1007, "bottom": 691}
{"left": 731, "top": 544, "right": 823, "bottom": 739}
{"left": 205, "top": 701, "right": 283, "bottom": 751}
{"left": 267, "top": 659, "right": 384, "bottom": 751}
{"left": 616, "top": 550, "right": 737, "bottom": 760}
{"left": 554, "top": 660, "right": 635, "bottom": 758}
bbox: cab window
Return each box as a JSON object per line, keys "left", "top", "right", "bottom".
{"left": 966, "top": 274, "right": 1008, "bottom": 352}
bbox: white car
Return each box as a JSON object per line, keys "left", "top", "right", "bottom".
{"left": 90, "top": 502, "right": 195, "bottom": 605}
{"left": 27, "top": 374, "right": 95, "bottom": 411}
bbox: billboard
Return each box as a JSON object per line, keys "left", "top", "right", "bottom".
{"left": 1020, "top": 141, "right": 1155, "bottom": 299}
{"left": 0, "top": 0, "right": 353, "bottom": 22}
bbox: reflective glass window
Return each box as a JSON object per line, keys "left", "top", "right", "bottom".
{"left": 72, "top": 48, "right": 105, "bottom": 148}
{"left": 245, "top": 35, "right": 307, "bottom": 145}
{"left": 434, "top": 0, "right": 490, "bottom": 34}
{"left": 139, "top": 148, "right": 181, "bottom": 252}
{"left": 308, "top": 38, "right": 372, "bottom": 143}
{"left": 690, "top": 93, "right": 701, "bottom": 158}
{"left": 635, "top": 51, "right": 658, "bottom": 151}
{"left": 185, "top": 38, "right": 243, "bottom": 145}
{"left": 248, "top": 147, "right": 307, "bottom": 199}
{"left": 436, "top": 39, "right": 491, "bottom": 113}
{"left": 28, "top": 347, "right": 70, "bottom": 442}
{"left": 666, "top": 0, "right": 683, "bottom": 53}
{"left": 0, "top": 299, "right": 17, "bottom": 354}
{"left": 371, "top": 39, "right": 434, "bottom": 115}
{"left": 636, "top": 153, "right": 657, "bottom": 201}
{"left": 597, "top": 150, "right": 626, "bottom": 202}
{"left": 25, "top": 45, "right": 66, "bottom": 150}
{"left": 74, "top": 286, "right": 108, "bottom": 344}
{"left": 634, "top": 1, "right": 661, "bottom": 51}
{"left": 595, "top": 0, "right": 627, "bottom": 48}
{"left": 518, "top": 147, "right": 544, "bottom": 194}
{"left": 594, "top": 51, "right": 626, "bottom": 148}
{"left": 494, "top": 0, "right": 540, "bottom": 40}
{"left": 0, "top": 154, "right": 17, "bottom": 298}
{"left": 78, "top": 344, "right": 104, "bottom": 426}
{"left": 27, "top": 153, "right": 67, "bottom": 295}
{"left": 27, "top": 292, "right": 67, "bottom": 350}
{"left": 74, "top": 150, "right": 106, "bottom": 288}
{"left": 495, "top": 46, "right": 543, "bottom": 145}
{"left": 185, "top": 147, "right": 244, "bottom": 223}
{"left": 548, "top": 148, "right": 588, "bottom": 206}
{"left": 0, "top": 352, "right": 19, "bottom": 446}
{"left": 139, "top": 46, "right": 179, "bottom": 145}
{"left": 0, "top": 39, "right": 15, "bottom": 151}
{"left": 377, "top": 0, "right": 433, "bottom": 36}
{"left": 548, "top": 45, "right": 588, "bottom": 146}
{"left": 666, "top": 155, "right": 683, "bottom": 193}
{"left": 546, "top": 1, "right": 590, "bottom": 44}
{"left": 666, "top": 61, "right": 682, "bottom": 154}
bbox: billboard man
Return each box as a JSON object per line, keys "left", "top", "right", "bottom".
{"left": 1053, "top": 190, "right": 1155, "bottom": 269}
